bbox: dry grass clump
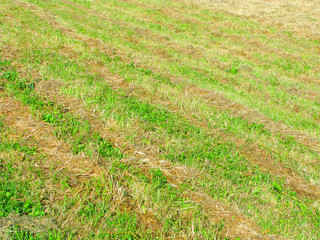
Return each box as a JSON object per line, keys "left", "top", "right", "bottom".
{"left": 0, "top": 214, "right": 57, "bottom": 239}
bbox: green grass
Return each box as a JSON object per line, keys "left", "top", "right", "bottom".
{"left": 36, "top": 0, "right": 320, "bottom": 133}
{"left": 2, "top": 48, "right": 320, "bottom": 238}
{"left": 0, "top": 61, "right": 221, "bottom": 239}
{"left": 1, "top": 0, "right": 320, "bottom": 238}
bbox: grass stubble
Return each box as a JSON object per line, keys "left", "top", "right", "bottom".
{"left": 1, "top": 0, "right": 320, "bottom": 239}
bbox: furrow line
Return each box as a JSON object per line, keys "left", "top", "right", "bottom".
{"left": 187, "top": 84, "right": 320, "bottom": 152}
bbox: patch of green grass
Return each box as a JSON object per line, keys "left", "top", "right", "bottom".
{"left": 0, "top": 124, "right": 43, "bottom": 219}
{"left": 2, "top": 68, "right": 122, "bottom": 161}
{"left": 1, "top": 63, "right": 221, "bottom": 239}
{"left": 1, "top": 4, "right": 318, "bottom": 185}
{"left": 0, "top": 133, "right": 67, "bottom": 239}
{"left": 2, "top": 0, "right": 320, "bottom": 238}
{"left": 0, "top": 134, "right": 140, "bottom": 239}
{"left": 7, "top": 227, "right": 69, "bottom": 240}
{"left": 0, "top": 159, "right": 45, "bottom": 218}
{"left": 5, "top": 60, "right": 318, "bottom": 237}
{"left": 225, "top": 66, "right": 239, "bottom": 74}
{"left": 3, "top": 48, "right": 320, "bottom": 237}
{"left": 21, "top": 0, "right": 318, "bottom": 143}
{"left": 36, "top": 0, "right": 320, "bottom": 133}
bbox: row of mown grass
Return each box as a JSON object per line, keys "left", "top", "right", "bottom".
{"left": 1, "top": 0, "right": 320, "bottom": 238}
{"left": 22, "top": 0, "right": 320, "bottom": 139}
{"left": 4, "top": 0, "right": 320, "bottom": 188}
{"left": 1, "top": 11, "right": 320, "bottom": 240}
{"left": 1, "top": 65, "right": 220, "bottom": 239}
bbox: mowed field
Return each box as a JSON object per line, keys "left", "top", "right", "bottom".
{"left": 0, "top": 0, "right": 320, "bottom": 239}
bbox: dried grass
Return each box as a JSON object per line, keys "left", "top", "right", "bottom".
{"left": 3, "top": 1, "right": 319, "bottom": 237}
{"left": 0, "top": 97, "right": 102, "bottom": 177}
{"left": 186, "top": 84, "right": 320, "bottom": 154}
{"left": 9, "top": 70, "right": 271, "bottom": 238}
{"left": 187, "top": 0, "right": 320, "bottom": 38}
{"left": 0, "top": 214, "right": 57, "bottom": 239}
{"left": 185, "top": 191, "right": 275, "bottom": 239}
{"left": 17, "top": 0, "right": 320, "bottom": 157}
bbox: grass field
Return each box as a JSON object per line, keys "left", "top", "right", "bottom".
{"left": 1, "top": 0, "right": 320, "bottom": 239}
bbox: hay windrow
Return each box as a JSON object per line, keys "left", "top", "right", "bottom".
{"left": 2, "top": 0, "right": 320, "bottom": 238}
{"left": 0, "top": 97, "right": 102, "bottom": 176}
{"left": 0, "top": 56, "right": 271, "bottom": 239}
{"left": 9, "top": 0, "right": 320, "bottom": 156}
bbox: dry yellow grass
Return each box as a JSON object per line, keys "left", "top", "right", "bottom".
{"left": 1, "top": 0, "right": 320, "bottom": 238}
{"left": 189, "top": 0, "right": 320, "bottom": 37}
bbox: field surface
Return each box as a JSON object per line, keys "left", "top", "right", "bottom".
{"left": 0, "top": 0, "right": 320, "bottom": 239}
